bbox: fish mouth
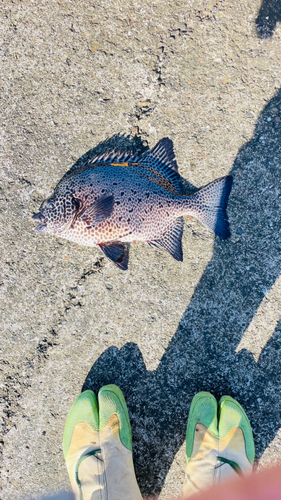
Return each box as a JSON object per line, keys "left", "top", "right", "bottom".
{"left": 34, "top": 223, "right": 48, "bottom": 233}
{"left": 32, "top": 212, "right": 47, "bottom": 233}
{"left": 32, "top": 212, "right": 44, "bottom": 221}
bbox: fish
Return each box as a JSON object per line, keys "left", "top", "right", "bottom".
{"left": 33, "top": 137, "right": 233, "bottom": 270}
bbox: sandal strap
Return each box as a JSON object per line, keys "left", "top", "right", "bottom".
{"left": 217, "top": 456, "right": 243, "bottom": 476}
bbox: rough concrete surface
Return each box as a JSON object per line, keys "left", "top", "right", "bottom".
{"left": 1, "top": 0, "right": 281, "bottom": 498}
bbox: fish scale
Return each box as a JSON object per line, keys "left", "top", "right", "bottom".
{"left": 33, "top": 138, "right": 233, "bottom": 270}
{"left": 59, "top": 166, "right": 180, "bottom": 244}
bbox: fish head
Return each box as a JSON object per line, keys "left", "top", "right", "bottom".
{"left": 32, "top": 194, "right": 80, "bottom": 235}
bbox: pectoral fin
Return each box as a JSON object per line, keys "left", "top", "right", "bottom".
{"left": 147, "top": 217, "right": 184, "bottom": 261}
{"left": 99, "top": 242, "right": 130, "bottom": 270}
{"left": 78, "top": 194, "right": 114, "bottom": 227}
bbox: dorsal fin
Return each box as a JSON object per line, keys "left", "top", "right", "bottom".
{"left": 144, "top": 138, "right": 179, "bottom": 172}
{"left": 147, "top": 217, "right": 184, "bottom": 261}
{"left": 138, "top": 138, "right": 183, "bottom": 195}
{"left": 56, "top": 150, "right": 142, "bottom": 189}
{"left": 88, "top": 150, "right": 140, "bottom": 165}
{"left": 56, "top": 138, "right": 182, "bottom": 195}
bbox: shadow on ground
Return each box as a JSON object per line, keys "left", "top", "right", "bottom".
{"left": 256, "top": 0, "right": 281, "bottom": 38}
{"left": 83, "top": 90, "right": 281, "bottom": 496}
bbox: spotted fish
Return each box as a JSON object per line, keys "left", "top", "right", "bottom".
{"left": 33, "top": 138, "right": 233, "bottom": 270}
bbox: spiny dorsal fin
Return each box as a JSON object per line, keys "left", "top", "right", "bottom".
{"left": 88, "top": 150, "right": 140, "bottom": 165}
{"left": 139, "top": 138, "right": 183, "bottom": 195}
{"left": 147, "top": 217, "right": 184, "bottom": 261}
{"left": 56, "top": 138, "right": 182, "bottom": 194}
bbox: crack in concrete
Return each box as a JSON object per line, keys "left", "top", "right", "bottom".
{"left": 0, "top": 256, "right": 104, "bottom": 481}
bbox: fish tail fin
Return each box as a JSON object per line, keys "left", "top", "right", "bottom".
{"left": 191, "top": 176, "right": 233, "bottom": 239}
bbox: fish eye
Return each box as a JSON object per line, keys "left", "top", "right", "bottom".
{"left": 46, "top": 201, "right": 55, "bottom": 209}
{"left": 72, "top": 197, "right": 81, "bottom": 210}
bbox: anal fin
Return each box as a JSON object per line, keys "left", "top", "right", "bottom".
{"left": 147, "top": 217, "right": 184, "bottom": 262}
{"left": 99, "top": 242, "right": 130, "bottom": 270}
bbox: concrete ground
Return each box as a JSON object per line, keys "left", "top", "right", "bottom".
{"left": 1, "top": 0, "right": 281, "bottom": 498}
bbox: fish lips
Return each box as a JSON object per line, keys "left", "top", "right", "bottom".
{"left": 34, "top": 223, "right": 48, "bottom": 233}
{"left": 32, "top": 213, "right": 47, "bottom": 233}
{"left": 32, "top": 212, "right": 44, "bottom": 221}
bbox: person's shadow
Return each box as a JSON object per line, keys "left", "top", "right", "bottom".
{"left": 82, "top": 90, "right": 281, "bottom": 496}
{"left": 256, "top": 0, "right": 281, "bottom": 38}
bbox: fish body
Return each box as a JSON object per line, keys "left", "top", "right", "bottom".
{"left": 33, "top": 138, "right": 233, "bottom": 270}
